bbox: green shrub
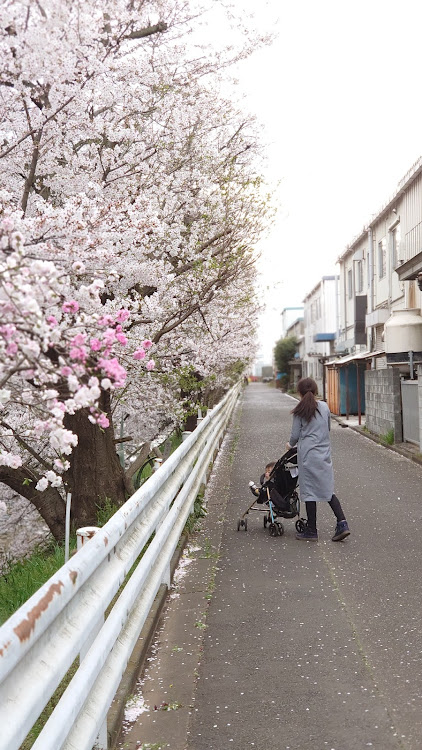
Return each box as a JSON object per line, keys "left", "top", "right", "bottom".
{"left": 0, "top": 540, "right": 72, "bottom": 625}
{"left": 380, "top": 428, "right": 394, "bottom": 445}
{"left": 95, "top": 497, "right": 120, "bottom": 527}
{"left": 183, "top": 491, "right": 207, "bottom": 535}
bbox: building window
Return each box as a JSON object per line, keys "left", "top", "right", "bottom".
{"left": 355, "top": 260, "right": 363, "bottom": 293}
{"left": 391, "top": 223, "right": 401, "bottom": 268}
{"left": 378, "top": 238, "right": 386, "bottom": 278}
{"left": 348, "top": 269, "right": 353, "bottom": 299}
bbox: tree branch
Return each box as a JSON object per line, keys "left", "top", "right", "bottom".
{"left": 125, "top": 441, "right": 151, "bottom": 480}
{"left": 21, "top": 128, "right": 42, "bottom": 214}
{"left": 124, "top": 21, "right": 168, "bottom": 40}
{"left": 1, "top": 419, "right": 53, "bottom": 470}
{"left": 0, "top": 464, "right": 66, "bottom": 541}
{"left": 173, "top": 230, "right": 233, "bottom": 275}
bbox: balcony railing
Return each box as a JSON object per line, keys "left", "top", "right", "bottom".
{"left": 403, "top": 221, "right": 422, "bottom": 263}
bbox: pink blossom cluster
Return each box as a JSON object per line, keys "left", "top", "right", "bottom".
{"left": 0, "top": 215, "right": 156, "bottom": 488}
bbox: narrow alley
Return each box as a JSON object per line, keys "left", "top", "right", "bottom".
{"left": 119, "top": 383, "right": 422, "bottom": 750}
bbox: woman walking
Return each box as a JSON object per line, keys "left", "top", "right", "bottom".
{"left": 286, "top": 377, "right": 350, "bottom": 542}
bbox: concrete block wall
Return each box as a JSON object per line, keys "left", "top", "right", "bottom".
{"left": 365, "top": 368, "right": 403, "bottom": 441}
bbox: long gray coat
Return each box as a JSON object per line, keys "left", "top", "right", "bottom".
{"left": 288, "top": 400, "right": 334, "bottom": 502}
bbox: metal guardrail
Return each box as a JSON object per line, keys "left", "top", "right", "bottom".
{"left": 0, "top": 383, "right": 240, "bottom": 750}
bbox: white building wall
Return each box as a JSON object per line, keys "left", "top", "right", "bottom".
{"left": 281, "top": 307, "right": 304, "bottom": 337}
{"left": 337, "top": 233, "right": 368, "bottom": 352}
{"left": 303, "top": 276, "right": 339, "bottom": 395}
{"left": 321, "top": 276, "right": 338, "bottom": 332}
{"left": 336, "top": 163, "right": 422, "bottom": 362}
{"left": 285, "top": 318, "right": 305, "bottom": 359}
{"left": 399, "top": 165, "right": 422, "bottom": 265}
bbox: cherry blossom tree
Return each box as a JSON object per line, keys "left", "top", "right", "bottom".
{"left": 0, "top": 206, "right": 159, "bottom": 535}
{"left": 0, "top": 0, "right": 272, "bottom": 539}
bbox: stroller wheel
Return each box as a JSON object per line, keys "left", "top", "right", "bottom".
{"left": 263, "top": 516, "right": 268, "bottom": 528}
{"left": 276, "top": 522, "right": 284, "bottom": 536}
{"left": 237, "top": 519, "right": 242, "bottom": 531}
{"left": 244, "top": 518, "right": 248, "bottom": 531}
{"left": 269, "top": 523, "right": 278, "bottom": 537}
{"left": 295, "top": 519, "right": 306, "bottom": 533}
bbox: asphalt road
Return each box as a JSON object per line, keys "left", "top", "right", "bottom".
{"left": 185, "top": 383, "right": 422, "bottom": 750}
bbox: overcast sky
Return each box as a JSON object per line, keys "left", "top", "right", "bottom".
{"left": 224, "top": 0, "right": 422, "bottom": 361}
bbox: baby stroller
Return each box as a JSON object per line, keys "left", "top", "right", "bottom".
{"left": 237, "top": 447, "right": 306, "bottom": 537}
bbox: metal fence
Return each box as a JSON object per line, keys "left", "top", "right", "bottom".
{"left": 0, "top": 384, "right": 240, "bottom": 750}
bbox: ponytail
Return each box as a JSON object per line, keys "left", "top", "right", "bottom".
{"left": 292, "top": 377, "right": 319, "bottom": 422}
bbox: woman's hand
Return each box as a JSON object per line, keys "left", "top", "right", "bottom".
{"left": 286, "top": 441, "right": 292, "bottom": 450}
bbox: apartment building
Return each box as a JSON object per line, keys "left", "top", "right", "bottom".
{"left": 285, "top": 315, "right": 305, "bottom": 389}
{"left": 336, "top": 155, "right": 422, "bottom": 363}
{"left": 302, "top": 275, "right": 339, "bottom": 397}
{"left": 330, "top": 156, "right": 422, "bottom": 437}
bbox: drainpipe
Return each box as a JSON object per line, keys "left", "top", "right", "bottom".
{"left": 388, "top": 228, "right": 393, "bottom": 306}
{"left": 356, "top": 362, "right": 362, "bottom": 425}
{"left": 335, "top": 273, "right": 340, "bottom": 348}
{"left": 368, "top": 227, "right": 374, "bottom": 350}
{"left": 345, "top": 366, "right": 350, "bottom": 420}
{"left": 404, "top": 280, "right": 409, "bottom": 308}
{"left": 343, "top": 263, "right": 348, "bottom": 346}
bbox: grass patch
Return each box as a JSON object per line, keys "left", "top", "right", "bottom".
{"left": 199, "top": 537, "right": 218, "bottom": 559}
{"left": 165, "top": 430, "right": 183, "bottom": 454}
{"left": 183, "top": 490, "right": 207, "bottom": 535}
{"left": 0, "top": 497, "right": 119, "bottom": 626}
{"left": 154, "top": 700, "right": 182, "bottom": 711}
{"left": 3, "top": 510, "right": 154, "bottom": 747}
{"left": 133, "top": 458, "right": 154, "bottom": 490}
{"left": 96, "top": 496, "right": 120, "bottom": 527}
{"left": 380, "top": 428, "right": 394, "bottom": 445}
{"left": 0, "top": 539, "right": 74, "bottom": 626}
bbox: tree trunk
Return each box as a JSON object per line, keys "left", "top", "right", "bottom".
{"left": 181, "top": 371, "right": 203, "bottom": 432}
{"left": 0, "top": 466, "right": 65, "bottom": 541}
{"left": 63, "top": 390, "right": 128, "bottom": 530}
{"left": 202, "top": 385, "right": 225, "bottom": 409}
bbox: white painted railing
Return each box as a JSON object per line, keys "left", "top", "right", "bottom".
{"left": 0, "top": 384, "right": 240, "bottom": 750}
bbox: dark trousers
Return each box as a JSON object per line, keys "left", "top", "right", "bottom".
{"left": 305, "top": 494, "right": 346, "bottom": 532}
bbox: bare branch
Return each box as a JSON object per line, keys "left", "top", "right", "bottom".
{"left": 21, "top": 129, "right": 42, "bottom": 214}
{"left": 125, "top": 441, "right": 151, "bottom": 480}
{"left": 1, "top": 419, "right": 53, "bottom": 470}
{"left": 0, "top": 94, "right": 77, "bottom": 158}
{"left": 124, "top": 21, "right": 168, "bottom": 40}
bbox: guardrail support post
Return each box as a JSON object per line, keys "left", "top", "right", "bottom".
{"left": 76, "top": 526, "right": 108, "bottom": 749}
{"left": 161, "top": 564, "right": 171, "bottom": 588}
{"left": 76, "top": 526, "right": 101, "bottom": 550}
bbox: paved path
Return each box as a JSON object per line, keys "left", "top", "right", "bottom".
{"left": 120, "top": 383, "right": 422, "bottom": 750}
